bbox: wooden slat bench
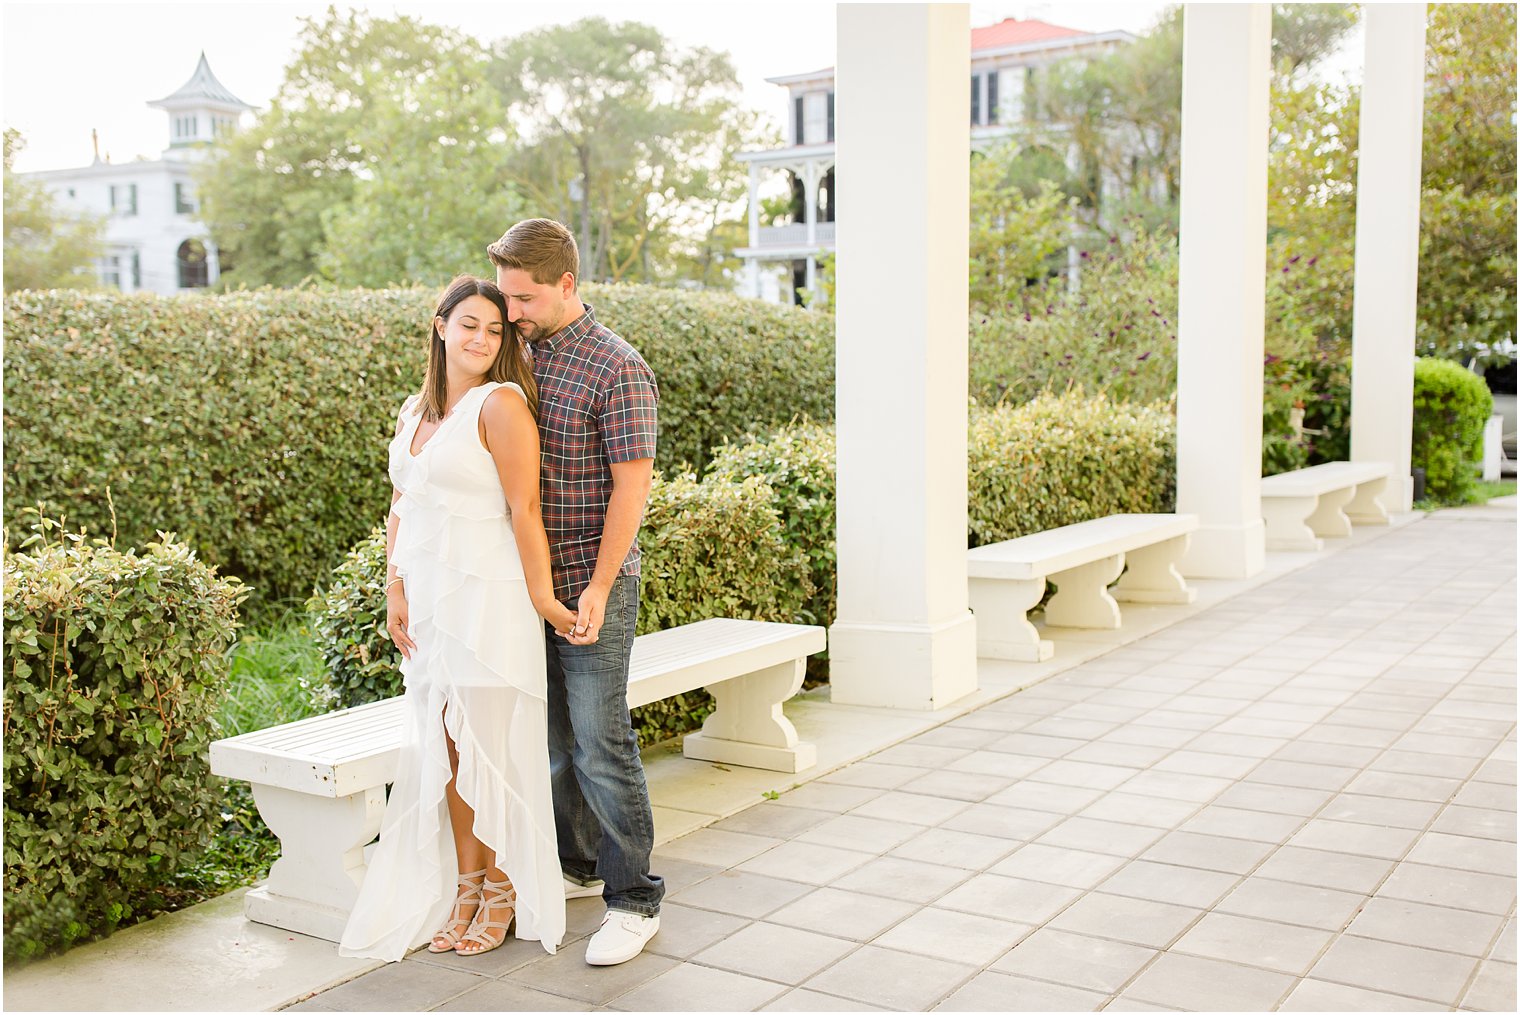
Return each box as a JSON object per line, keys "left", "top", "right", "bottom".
{"left": 1259, "top": 460, "right": 1392, "bottom": 551}
{"left": 210, "top": 618, "right": 825, "bottom": 941}
{"left": 967, "top": 513, "right": 1199, "bottom": 662}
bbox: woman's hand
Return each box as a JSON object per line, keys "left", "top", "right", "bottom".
{"left": 386, "top": 582, "right": 417, "bottom": 659}
{"left": 541, "top": 600, "right": 579, "bottom": 641}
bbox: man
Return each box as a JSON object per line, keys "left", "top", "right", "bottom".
{"left": 487, "top": 219, "right": 664, "bottom": 966}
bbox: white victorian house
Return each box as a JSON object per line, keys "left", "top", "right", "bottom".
{"left": 736, "top": 17, "right": 1134, "bottom": 304}
{"left": 21, "top": 53, "right": 252, "bottom": 295}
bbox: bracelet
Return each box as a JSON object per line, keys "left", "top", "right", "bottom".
{"left": 385, "top": 577, "right": 404, "bottom": 591}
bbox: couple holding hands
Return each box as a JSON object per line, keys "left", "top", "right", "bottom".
{"left": 337, "top": 218, "right": 664, "bottom": 968}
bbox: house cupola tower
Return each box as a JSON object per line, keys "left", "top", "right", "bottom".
{"left": 147, "top": 52, "right": 253, "bottom": 159}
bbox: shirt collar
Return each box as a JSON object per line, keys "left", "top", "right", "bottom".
{"left": 538, "top": 302, "right": 597, "bottom": 356}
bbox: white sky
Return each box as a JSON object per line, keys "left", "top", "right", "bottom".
{"left": 2, "top": 0, "right": 1188, "bottom": 173}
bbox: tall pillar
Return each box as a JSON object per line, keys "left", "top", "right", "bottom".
{"left": 829, "top": 2, "right": 977, "bottom": 710}
{"left": 1349, "top": 4, "right": 1427, "bottom": 511}
{"left": 746, "top": 163, "right": 761, "bottom": 249}
{"left": 1175, "top": 4, "right": 1271, "bottom": 579}
{"left": 802, "top": 161, "right": 820, "bottom": 247}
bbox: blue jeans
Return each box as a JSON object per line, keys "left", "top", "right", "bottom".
{"left": 545, "top": 575, "right": 664, "bottom": 916}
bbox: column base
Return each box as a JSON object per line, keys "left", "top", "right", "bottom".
{"left": 683, "top": 733, "right": 817, "bottom": 773}
{"left": 244, "top": 884, "right": 350, "bottom": 943}
{"left": 1179, "top": 519, "right": 1266, "bottom": 579}
{"left": 828, "top": 611, "right": 978, "bottom": 710}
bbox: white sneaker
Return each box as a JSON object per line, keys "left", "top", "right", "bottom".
{"left": 584, "top": 910, "right": 659, "bottom": 965}
{"left": 564, "top": 876, "right": 604, "bottom": 900}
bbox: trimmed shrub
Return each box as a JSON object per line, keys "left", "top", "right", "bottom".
{"left": 1412, "top": 357, "right": 1494, "bottom": 503}
{"left": 305, "top": 471, "right": 812, "bottom": 745}
{"left": 2, "top": 285, "right": 833, "bottom": 620}
{"left": 968, "top": 390, "right": 1176, "bottom": 545}
{"left": 3, "top": 518, "right": 245, "bottom": 961}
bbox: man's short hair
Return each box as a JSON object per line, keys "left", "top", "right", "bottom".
{"left": 487, "top": 219, "right": 580, "bottom": 287}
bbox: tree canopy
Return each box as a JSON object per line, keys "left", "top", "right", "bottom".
{"left": 3, "top": 130, "right": 105, "bottom": 292}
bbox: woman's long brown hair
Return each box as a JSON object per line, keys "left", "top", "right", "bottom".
{"left": 417, "top": 275, "right": 539, "bottom": 422}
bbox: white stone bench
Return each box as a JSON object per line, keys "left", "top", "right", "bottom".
{"left": 1259, "top": 460, "right": 1392, "bottom": 551}
{"left": 967, "top": 513, "right": 1199, "bottom": 662}
{"left": 209, "top": 617, "right": 824, "bottom": 941}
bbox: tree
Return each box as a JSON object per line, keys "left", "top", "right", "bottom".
{"left": 3, "top": 130, "right": 104, "bottom": 292}
{"left": 196, "top": 7, "right": 517, "bottom": 288}
{"left": 491, "top": 18, "right": 759, "bottom": 283}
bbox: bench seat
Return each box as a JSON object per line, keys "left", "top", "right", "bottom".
{"left": 210, "top": 617, "right": 825, "bottom": 941}
{"left": 1260, "top": 460, "right": 1392, "bottom": 551}
{"left": 967, "top": 513, "right": 1199, "bottom": 662}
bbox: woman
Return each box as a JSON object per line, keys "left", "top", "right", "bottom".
{"left": 338, "top": 276, "right": 573, "bottom": 961}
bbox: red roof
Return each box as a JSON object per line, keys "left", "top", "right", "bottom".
{"left": 971, "top": 18, "right": 1090, "bottom": 51}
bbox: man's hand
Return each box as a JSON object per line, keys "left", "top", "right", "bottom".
{"left": 571, "top": 582, "right": 609, "bottom": 644}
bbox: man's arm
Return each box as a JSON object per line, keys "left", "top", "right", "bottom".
{"left": 571, "top": 457, "right": 654, "bottom": 641}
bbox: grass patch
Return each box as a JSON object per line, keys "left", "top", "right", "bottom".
{"left": 1415, "top": 477, "right": 1517, "bottom": 511}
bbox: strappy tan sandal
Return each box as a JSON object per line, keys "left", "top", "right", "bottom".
{"left": 429, "top": 868, "right": 487, "bottom": 953}
{"left": 455, "top": 876, "right": 516, "bottom": 956}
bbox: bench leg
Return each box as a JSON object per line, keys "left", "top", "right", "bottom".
{"left": 1045, "top": 554, "right": 1126, "bottom": 629}
{"left": 968, "top": 576, "right": 1053, "bottom": 661}
{"left": 1305, "top": 485, "right": 1355, "bottom": 539}
{"left": 684, "top": 658, "right": 817, "bottom": 773}
{"left": 1346, "top": 476, "right": 1391, "bottom": 526}
{"left": 243, "top": 784, "right": 386, "bottom": 941}
{"left": 1113, "top": 535, "right": 1197, "bottom": 605}
{"left": 1261, "top": 495, "right": 1324, "bottom": 551}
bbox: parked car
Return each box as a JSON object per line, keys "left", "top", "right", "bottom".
{"left": 1483, "top": 356, "right": 1516, "bottom": 474}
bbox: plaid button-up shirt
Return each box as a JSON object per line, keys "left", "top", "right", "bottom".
{"left": 531, "top": 303, "right": 659, "bottom": 600}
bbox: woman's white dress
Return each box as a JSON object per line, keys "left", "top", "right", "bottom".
{"left": 338, "top": 381, "right": 565, "bottom": 961}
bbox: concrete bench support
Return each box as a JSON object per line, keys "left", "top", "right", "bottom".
{"left": 1260, "top": 461, "right": 1393, "bottom": 551}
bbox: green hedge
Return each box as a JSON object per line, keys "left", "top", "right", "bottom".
{"left": 2, "top": 286, "right": 834, "bottom": 620}
{"left": 1412, "top": 357, "right": 1494, "bottom": 503}
{"left": 306, "top": 470, "right": 812, "bottom": 745}
{"left": 3, "top": 519, "right": 245, "bottom": 961}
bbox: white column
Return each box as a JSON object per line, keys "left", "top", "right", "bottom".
{"left": 1175, "top": 4, "right": 1271, "bottom": 579}
{"left": 802, "top": 161, "right": 820, "bottom": 247}
{"left": 829, "top": 2, "right": 977, "bottom": 710}
{"left": 747, "top": 162, "right": 761, "bottom": 249}
{"left": 1349, "top": 4, "right": 1427, "bottom": 512}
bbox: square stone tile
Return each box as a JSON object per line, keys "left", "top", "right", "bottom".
{"left": 943, "top": 751, "right": 1050, "bottom": 780}
{"left": 1047, "top": 892, "right": 1202, "bottom": 949}
{"left": 1022, "top": 716, "right": 1121, "bottom": 740}
{"left": 1152, "top": 750, "right": 1261, "bottom": 779}
{"left": 1116, "top": 770, "right": 1233, "bottom": 804}
{"left": 1100, "top": 725, "right": 1198, "bottom": 750}
{"left": 1123, "top": 952, "right": 1295, "bottom": 1010}
{"left": 874, "top": 907, "right": 1031, "bottom": 966}
{"left": 760, "top": 987, "right": 887, "bottom": 1011}
{"left": 644, "top": 902, "right": 750, "bottom": 960}
{"left": 1376, "top": 862, "right": 1516, "bottom": 915}
{"left": 1246, "top": 759, "right": 1358, "bottom": 792}
{"left": 819, "top": 762, "right": 923, "bottom": 791}
{"left": 1317, "top": 794, "right": 1444, "bottom": 830}
{"left": 1272, "top": 740, "right": 1382, "bottom": 768}
{"left": 647, "top": 856, "right": 725, "bottom": 894}
{"left": 1372, "top": 749, "right": 1480, "bottom": 780}
{"left": 433, "top": 979, "right": 596, "bottom": 1011}
{"left": 713, "top": 803, "right": 836, "bottom": 839}
{"left": 608, "top": 962, "right": 786, "bottom": 1012}
{"left": 1096, "top": 859, "right": 1240, "bottom": 909}
{"left": 1253, "top": 846, "right": 1395, "bottom": 894}
{"left": 987, "top": 732, "right": 1087, "bottom": 759}
{"left": 1215, "top": 877, "right": 1367, "bottom": 931}
{"left": 1461, "top": 959, "right": 1518, "bottom": 1011}
{"left": 657, "top": 828, "right": 783, "bottom": 868}
{"left": 991, "top": 927, "right": 1156, "bottom": 993}
{"left": 694, "top": 921, "right": 857, "bottom": 985}
{"left": 1027, "top": 759, "right": 1141, "bottom": 792}
{"left": 832, "top": 855, "right": 972, "bottom": 904}
{"left": 989, "top": 844, "right": 1127, "bottom": 889}
{"left": 985, "top": 780, "right": 1106, "bottom": 815}
{"left": 1287, "top": 818, "right": 1422, "bottom": 860}
{"left": 766, "top": 886, "right": 918, "bottom": 942}
{"left": 870, "top": 742, "right": 974, "bottom": 770}
{"left": 849, "top": 790, "right": 973, "bottom": 826}
{"left": 1173, "top": 911, "right": 1334, "bottom": 975}
{"left": 796, "top": 813, "right": 922, "bottom": 853}
{"left": 1404, "top": 831, "right": 1516, "bottom": 876}
{"left": 1491, "top": 919, "right": 1516, "bottom": 963}
{"left": 1347, "top": 896, "right": 1506, "bottom": 956}
{"left": 897, "top": 768, "right": 1015, "bottom": 802}
{"left": 908, "top": 725, "right": 1008, "bottom": 750}
{"left": 1454, "top": 780, "right": 1518, "bottom": 811}
{"left": 888, "top": 827, "right": 1020, "bottom": 870}
{"left": 936, "top": 873, "right": 1083, "bottom": 925}
{"left": 940, "top": 801, "right": 1063, "bottom": 841}
{"left": 772, "top": 782, "right": 886, "bottom": 813}
{"left": 804, "top": 945, "right": 977, "bottom": 1010}
{"left": 933, "top": 970, "right": 1106, "bottom": 1011}
{"left": 1035, "top": 817, "right": 1167, "bottom": 858}
{"left": 1063, "top": 741, "right": 1175, "bottom": 769}
{"left": 737, "top": 840, "right": 875, "bottom": 886}
{"left": 1211, "top": 782, "right": 1332, "bottom": 817}
{"left": 1344, "top": 770, "right": 1463, "bottom": 802}
{"left": 1278, "top": 978, "right": 1446, "bottom": 1011}
{"left": 1432, "top": 804, "right": 1518, "bottom": 842}
{"left": 1140, "top": 830, "right": 1274, "bottom": 875}
{"left": 1078, "top": 793, "right": 1199, "bottom": 830}
{"left": 1310, "top": 935, "right": 1478, "bottom": 1005}
{"left": 670, "top": 870, "right": 814, "bottom": 919}
{"left": 406, "top": 931, "right": 553, "bottom": 977}
{"left": 311, "top": 962, "right": 487, "bottom": 1011}
{"left": 508, "top": 947, "right": 677, "bottom": 1005}
{"left": 1177, "top": 805, "right": 1302, "bottom": 843}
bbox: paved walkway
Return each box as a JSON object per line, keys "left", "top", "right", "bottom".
{"left": 289, "top": 509, "right": 1516, "bottom": 1012}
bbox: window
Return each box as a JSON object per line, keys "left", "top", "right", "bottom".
{"left": 109, "top": 183, "right": 137, "bottom": 216}
{"left": 971, "top": 74, "right": 981, "bottom": 125}
{"left": 67, "top": 187, "right": 75, "bottom": 198}
{"left": 987, "top": 72, "right": 1000, "bottom": 125}
{"left": 826, "top": 92, "right": 834, "bottom": 142}
{"left": 803, "top": 92, "right": 827, "bottom": 145}
{"left": 175, "top": 182, "right": 195, "bottom": 215}
{"left": 177, "top": 239, "right": 209, "bottom": 288}
{"left": 131, "top": 250, "right": 141, "bottom": 290}
{"left": 794, "top": 96, "right": 804, "bottom": 145}
{"left": 101, "top": 255, "right": 121, "bottom": 289}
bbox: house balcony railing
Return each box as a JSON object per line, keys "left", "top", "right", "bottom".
{"left": 756, "top": 222, "right": 836, "bottom": 248}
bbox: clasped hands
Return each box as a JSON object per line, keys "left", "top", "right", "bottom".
{"left": 546, "top": 582, "right": 608, "bottom": 646}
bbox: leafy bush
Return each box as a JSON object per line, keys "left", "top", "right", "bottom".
{"left": 968, "top": 390, "right": 1177, "bottom": 546}
{"left": 1412, "top": 357, "right": 1494, "bottom": 503}
{"left": 306, "top": 471, "right": 812, "bottom": 744}
{"left": 2, "top": 285, "right": 834, "bottom": 620}
{"left": 3, "top": 518, "right": 245, "bottom": 962}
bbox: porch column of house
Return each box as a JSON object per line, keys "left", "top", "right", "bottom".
{"left": 1349, "top": 3, "right": 1428, "bottom": 511}
{"left": 1175, "top": 3, "right": 1271, "bottom": 579}
{"left": 829, "top": 2, "right": 978, "bottom": 710}
{"left": 746, "top": 162, "right": 762, "bottom": 298}
{"left": 802, "top": 160, "right": 821, "bottom": 299}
